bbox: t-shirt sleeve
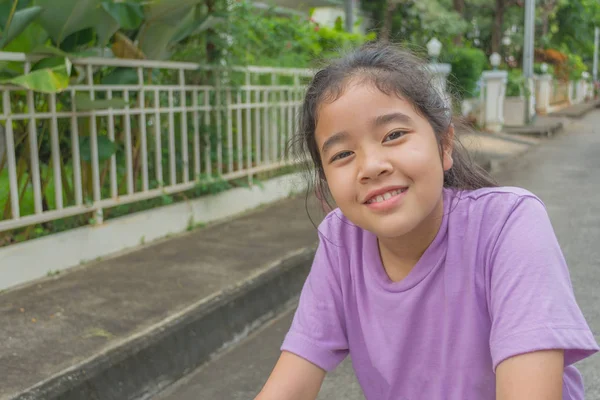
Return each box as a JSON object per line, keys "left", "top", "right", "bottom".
{"left": 280, "top": 216, "right": 349, "bottom": 371}
{"left": 488, "top": 195, "right": 599, "bottom": 371}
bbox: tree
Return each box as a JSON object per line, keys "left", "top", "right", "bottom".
{"left": 452, "top": 0, "right": 465, "bottom": 44}
{"left": 362, "top": 0, "right": 467, "bottom": 47}
{"left": 548, "top": 0, "right": 600, "bottom": 62}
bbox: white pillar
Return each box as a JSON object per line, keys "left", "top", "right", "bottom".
{"left": 576, "top": 80, "right": 586, "bottom": 103}
{"left": 568, "top": 81, "right": 576, "bottom": 104}
{"left": 587, "top": 82, "right": 594, "bottom": 100}
{"left": 481, "top": 70, "right": 508, "bottom": 132}
{"left": 428, "top": 63, "right": 452, "bottom": 107}
{"left": 534, "top": 74, "right": 552, "bottom": 114}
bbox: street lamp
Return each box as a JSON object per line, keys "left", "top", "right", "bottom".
{"left": 427, "top": 38, "right": 442, "bottom": 63}
{"left": 540, "top": 63, "right": 548, "bottom": 74}
{"left": 490, "top": 52, "right": 501, "bottom": 70}
{"left": 502, "top": 36, "right": 511, "bottom": 47}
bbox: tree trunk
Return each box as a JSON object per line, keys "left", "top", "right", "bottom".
{"left": 380, "top": 0, "right": 399, "bottom": 42}
{"left": 491, "top": 0, "right": 505, "bottom": 54}
{"left": 452, "top": 0, "right": 465, "bottom": 44}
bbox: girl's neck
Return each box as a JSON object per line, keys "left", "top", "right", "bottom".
{"left": 377, "top": 195, "right": 445, "bottom": 282}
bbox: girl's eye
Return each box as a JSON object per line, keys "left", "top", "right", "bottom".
{"left": 331, "top": 151, "right": 353, "bottom": 162}
{"left": 384, "top": 130, "right": 406, "bottom": 142}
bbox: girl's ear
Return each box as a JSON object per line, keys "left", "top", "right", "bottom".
{"left": 442, "top": 124, "right": 455, "bottom": 172}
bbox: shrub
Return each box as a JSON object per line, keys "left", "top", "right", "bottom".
{"left": 443, "top": 47, "right": 488, "bottom": 99}
{"left": 506, "top": 69, "right": 525, "bottom": 97}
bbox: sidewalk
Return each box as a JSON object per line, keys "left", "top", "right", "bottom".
{"left": 0, "top": 130, "right": 540, "bottom": 400}
{"left": 0, "top": 196, "right": 324, "bottom": 400}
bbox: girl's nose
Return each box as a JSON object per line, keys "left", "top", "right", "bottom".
{"left": 358, "top": 153, "right": 393, "bottom": 183}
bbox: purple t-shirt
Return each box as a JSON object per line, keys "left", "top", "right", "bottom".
{"left": 281, "top": 187, "right": 598, "bottom": 399}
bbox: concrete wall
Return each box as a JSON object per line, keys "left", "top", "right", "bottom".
{"left": 0, "top": 172, "right": 309, "bottom": 291}
{"left": 504, "top": 97, "right": 526, "bottom": 126}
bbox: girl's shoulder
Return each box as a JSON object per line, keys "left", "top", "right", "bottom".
{"left": 450, "top": 185, "right": 540, "bottom": 203}
{"left": 446, "top": 185, "right": 550, "bottom": 242}
{"left": 448, "top": 186, "right": 545, "bottom": 215}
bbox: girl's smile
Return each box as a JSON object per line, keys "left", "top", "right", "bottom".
{"left": 363, "top": 185, "right": 408, "bottom": 212}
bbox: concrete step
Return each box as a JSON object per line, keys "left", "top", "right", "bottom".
{"left": 153, "top": 305, "right": 364, "bottom": 400}
{"left": 502, "top": 121, "right": 563, "bottom": 137}
{"left": 550, "top": 100, "right": 600, "bottom": 118}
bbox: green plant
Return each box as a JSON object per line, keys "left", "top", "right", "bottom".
{"left": 506, "top": 69, "right": 524, "bottom": 97}
{"left": 443, "top": 47, "right": 488, "bottom": 99}
{"left": 565, "top": 53, "right": 588, "bottom": 81}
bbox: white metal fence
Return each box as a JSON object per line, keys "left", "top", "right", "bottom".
{"left": 0, "top": 52, "right": 312, "bottom": 232}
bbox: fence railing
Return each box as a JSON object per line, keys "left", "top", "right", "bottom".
{"left": 0, "top": 52, "right": 313, "bottom": 232}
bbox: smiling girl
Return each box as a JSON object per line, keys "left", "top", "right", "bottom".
{"left": 255, "top": 43, "right": 598, "bottom": 400}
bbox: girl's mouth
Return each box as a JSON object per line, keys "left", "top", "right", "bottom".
{"left": 365, "top": 188, "right": 407, "bottom": 204}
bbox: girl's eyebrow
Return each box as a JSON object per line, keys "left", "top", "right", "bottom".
{"left": 372, "top": 112, "right": 415, "bottom": 128}
{"left": 321, "top": 131, "right": 350, "bottom": 155}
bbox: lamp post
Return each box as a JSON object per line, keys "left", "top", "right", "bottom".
{"left": 523, "top": 0, "right": 535, "bottom": 124}
{"left": 427, "top": 37, "right": 442, "bottom": 64}
{"left": 594, "top": 27, "right": 599, "bottom": 83}
{"left": 490, "top": 53, "right": 502, "bottom": 70}
{"left": 426, "top": 38, "right": 451, "bottom": 108}
{"left": 344, "top": 0, "right": 354, "bottom": 33}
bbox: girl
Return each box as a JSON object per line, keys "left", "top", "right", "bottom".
{"left": 256, "top": 43, "right": 598, "bottom": 399}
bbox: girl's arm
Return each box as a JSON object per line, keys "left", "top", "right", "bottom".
{"left": 255, "top": 351, "right": 326, "bottom": 400}
{"left": 496, "top": 349, "right": 564, "bottom": 400}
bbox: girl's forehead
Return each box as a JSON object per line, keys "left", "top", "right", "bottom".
{"left": 317, "top": 83, "right": 416, "bottom": 124}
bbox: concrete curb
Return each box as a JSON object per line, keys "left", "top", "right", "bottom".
{"left": 550, "top": 100, "right": 600, "bottom": 118}
{"left": 503, "top": 122, "right": 563, "bottom": 138}
{"left": 11, "top": 247, "right": 315, "bottom": 400}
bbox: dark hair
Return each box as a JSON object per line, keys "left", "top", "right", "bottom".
{"left": 293, "top": 42, "right": 497, "bottom": 209}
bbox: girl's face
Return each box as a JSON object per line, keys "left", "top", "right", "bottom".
{"left": 315, "top": 82, "right": 453, "bottom": 239}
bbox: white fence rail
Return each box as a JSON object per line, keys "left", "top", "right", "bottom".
{"left": 0, "top": 52, "right": 312, "bottom": 232}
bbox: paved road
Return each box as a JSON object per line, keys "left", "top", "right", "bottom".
{"left": 155, "top": 111, "right": 600, "bottom": 399}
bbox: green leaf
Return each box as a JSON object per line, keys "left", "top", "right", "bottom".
{"left": 35, "top": 0, "right": 99, "bottom": 45}
{"left": 59, "top": 27, "right": 95, "bottom": 52}
{"left": 170, "top": 14, "right": 223, "bottom": 44}
{"left": 136, "top": 0, "right": 206, "bottom": 59}
{"left": 143, "top": 0, "right": 205, "bottom": 25}
{"left": 3, "top": 20, "right": 48, "bottom": 53}
{"left": 31, "top": 56, "right": 66, "bottom": 71}
{"left": 138, "top": 21, "right": 177, "bottom": 60}
{"left": 79, "top": 135, "right": 118, "bottom": 162}
{"left": 100, "top": 67, "right": 138, "bottom": 85}
{"left": 101, "top": 1, "right": 144, "bottom": 30}
{"left": 34, "top": 0, "right": 119, "bottom": 46}
{"left": 94, "top": 6, "right": 120, "bottom": 46}
{"left": 0, "top": 57, "right": 72, "bottom": 93}
{"left": 74, "top": 93, "right": 127, "bottom": 110}
{"left": 30, "top": 44, "right": 68, "bottom": 57}
{"left": 0, "top": 6, "right": 43, "bottom": 49}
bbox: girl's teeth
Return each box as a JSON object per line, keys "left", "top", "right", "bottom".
{"left": 368, "top": 188, "right": 406, "bottom": 204}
